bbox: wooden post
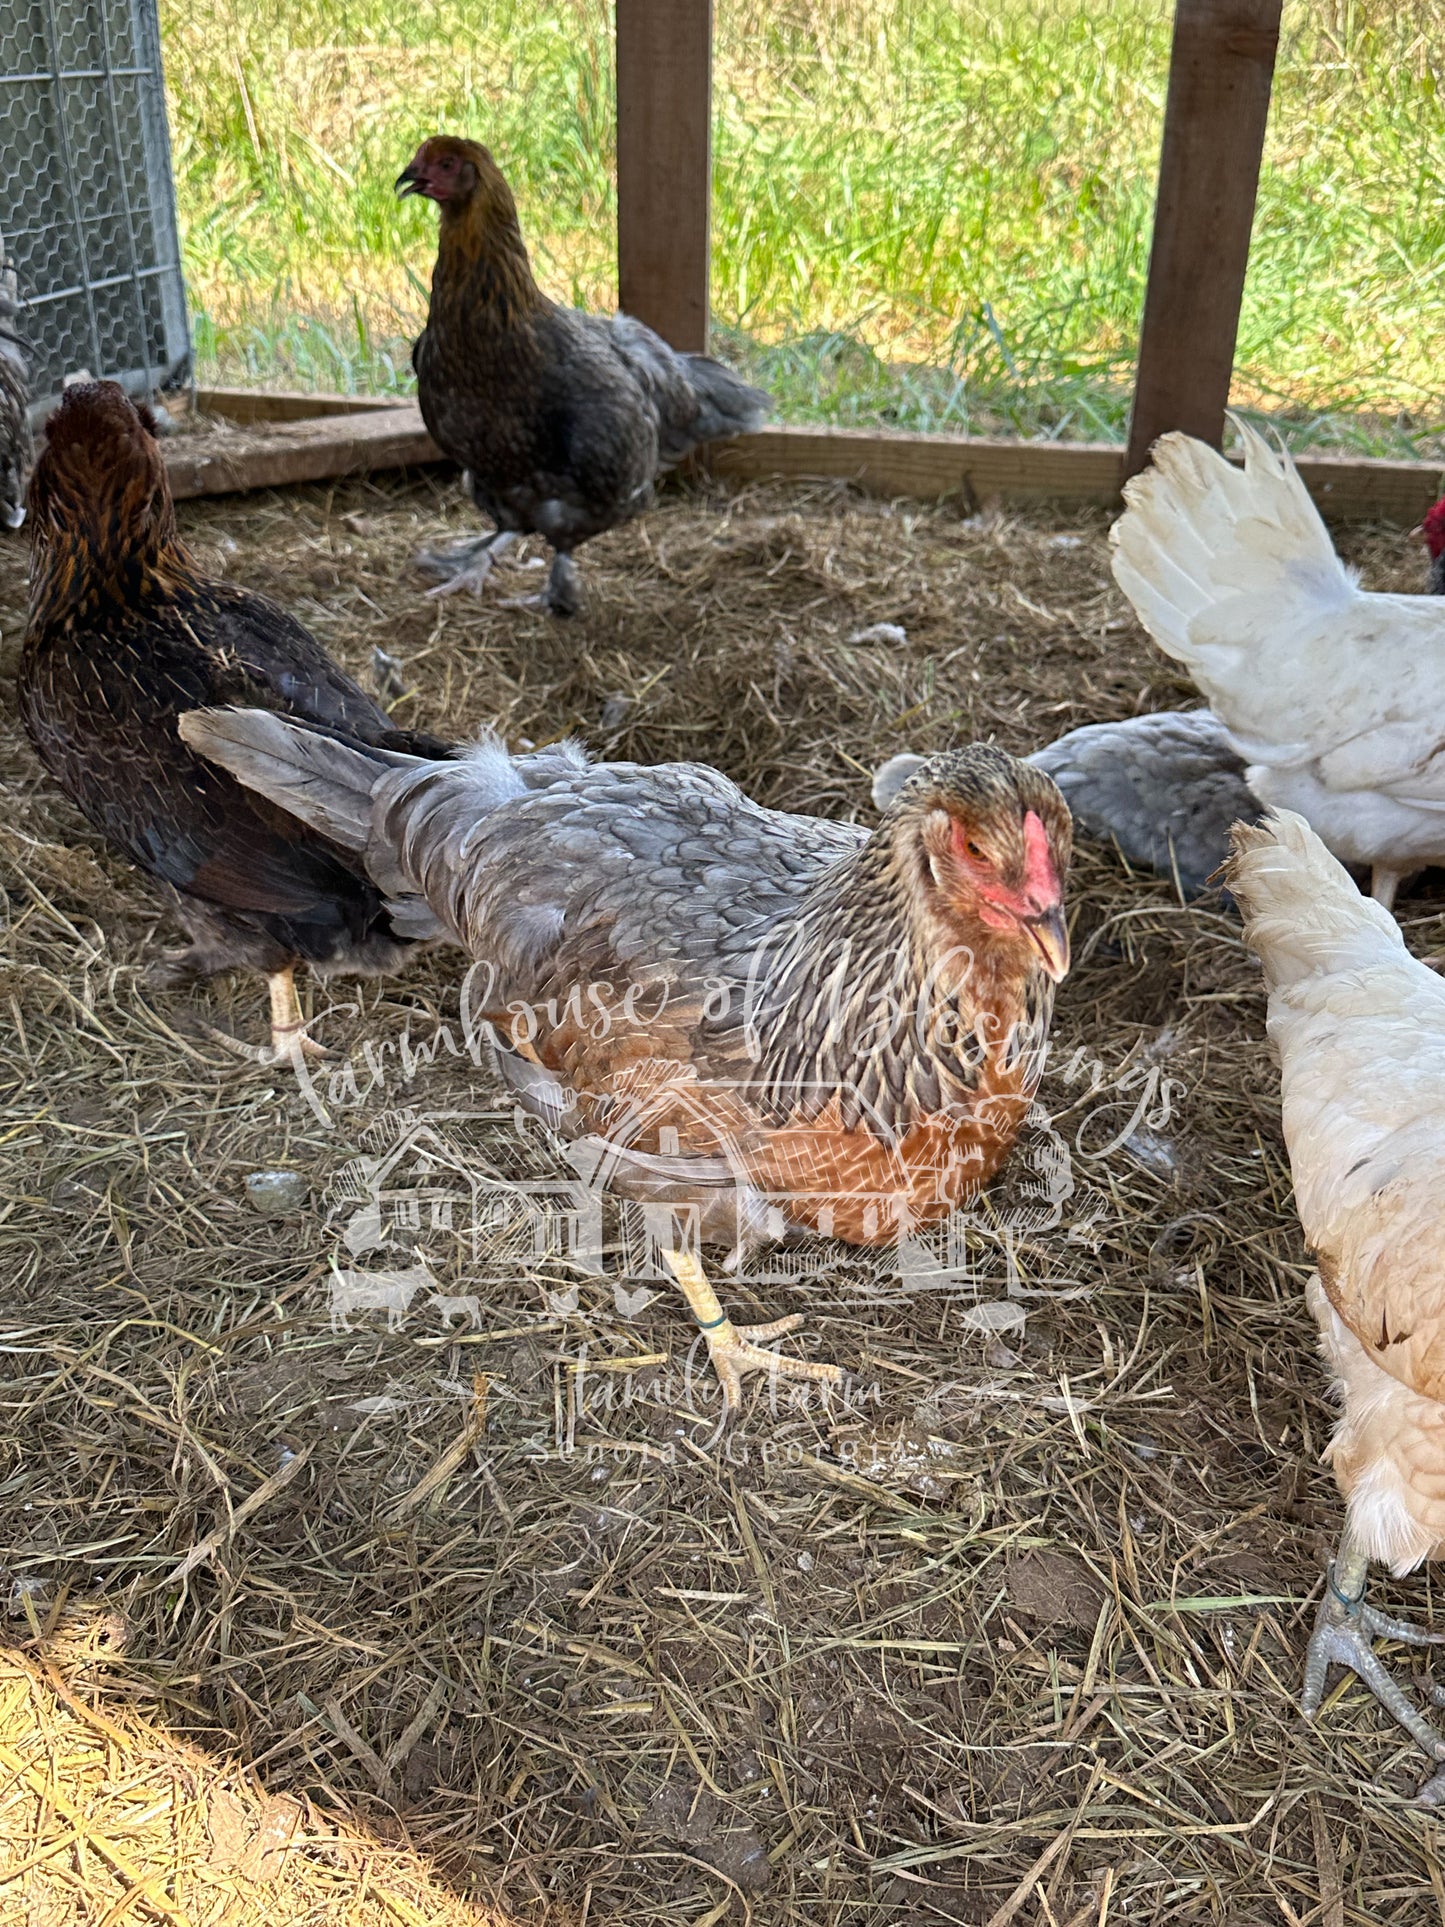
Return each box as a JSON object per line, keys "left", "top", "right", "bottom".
{"left": 1124, "top": 0, "right": 1282, "bottom": 477}
{"left": 615, "top": 0, "right": 713, "bottom": 353}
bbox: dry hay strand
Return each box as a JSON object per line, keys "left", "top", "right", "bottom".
{"left": 0, "top": 1635, "right": 507, "bottom": 1925}
{"left": 3, "top": 475, "right": 1445, "bottom": 1925}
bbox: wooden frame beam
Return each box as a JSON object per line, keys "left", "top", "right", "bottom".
{"left": 615, "top": 0, "right": 713, "bottom": 352}
{"left": 1124, "top": 0, "right": 1282, "bottom": 477}
{"left": 170, "top": 396, "right": 1445, "bottom": 526}
{"left": 710, "top": 426, "right": 1445, "bottom": 526}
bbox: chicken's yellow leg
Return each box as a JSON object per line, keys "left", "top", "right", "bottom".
{"left": 266, "top": 966, "right": 327, "bottom": 1061}
{"left": 207, "top": 965, "right": 327, "bottom": 1068}
{"left": 663, "top": 1247, "right": 842, "bottom": 1415}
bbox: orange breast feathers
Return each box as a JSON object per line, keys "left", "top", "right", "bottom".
{"left": 504, "top": 984, "right": 1039, "bottom": 1247}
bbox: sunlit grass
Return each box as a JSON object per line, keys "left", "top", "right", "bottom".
{"left": 162, "top": 0, "right": 1445, "bottom": 451}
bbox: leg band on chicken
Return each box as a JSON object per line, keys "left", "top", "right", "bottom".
{"left": 1301, "top": 1530, "right": 1445, "bottom": 1778}
{"left": 663, "top": 1248, "right": 843, "bottom": 1416}
{"left": 417, "top": 528, "right": 518, "bottom": 598}
{"left": 207, "top": 966, "right": 328, "bottom": 1069}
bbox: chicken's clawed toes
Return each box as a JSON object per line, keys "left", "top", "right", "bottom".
{"left": 498, "top": 554, "right": 582, "bottom": 619}
{"left": 707, "top": 1321, "right": 844, "bottom": 1415}
{"left": 416, "top": 530, "right": 517, "bottom": 598}
{"left": 204, "top": 1023, "right": 330, "bottom": 1069}
{"left": 1301, "top": 1546, "right": 1445, "bottom": 1791}
{"left": 662, "top": 1248, "right": 843, "bottom": 1417}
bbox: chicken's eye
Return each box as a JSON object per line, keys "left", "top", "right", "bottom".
{"left": 964, "top": 840, "right": 985, "bottom": 861}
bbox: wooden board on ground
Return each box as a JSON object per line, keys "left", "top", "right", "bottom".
{"left": 164, "top": 401, "right": 442, "bottom": 502}
{"left": 709, "top": 423, "right": 1445, "bottom": 526}
{"left": 195, "top": 387, "right": 407, "bottom": 422}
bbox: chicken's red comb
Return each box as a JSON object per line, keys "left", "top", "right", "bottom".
{"left": 1423, "top": 496, "right": 1445, "bottom": 560}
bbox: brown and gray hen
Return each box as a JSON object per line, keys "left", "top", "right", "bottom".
{"left": 181, "top": 712, "right": 1071, "bottom": 1411}
{"left": 398, "top": 136, "right": 769, "bottom": 616}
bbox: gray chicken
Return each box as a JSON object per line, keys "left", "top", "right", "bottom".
{"left": 874, "top": 710, "right": 1261, "bottom": 899}
{"left": 396, "top": 136, "right": 769, "bottom": 615}
{"left": 0, "top": 238, "right": 32, "bottom": 530}
{"left": 180, "top": 712, "right": 1071, "bottom": 1414}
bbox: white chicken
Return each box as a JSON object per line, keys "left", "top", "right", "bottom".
{"left": 1228, "top": 809, "right": 1445, "bottom": 1797}
{"left": 1112, "top": 420, "right": 1445, "bottom": 909}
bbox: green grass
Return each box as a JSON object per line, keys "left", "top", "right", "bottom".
{"left": 161, "top": 0, "right": 1445, "bottom": 453}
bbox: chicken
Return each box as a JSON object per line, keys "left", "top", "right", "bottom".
{"left": 179, "top": 712, "right": 1072, "bottom": 1412}
{"left": 0, "top": 237, "right": 32, "bottom": 531}
{"left": 1228, "top": 809, "right": 1445, "bottom": 1799}
{"left": 20, "top": 382, "right": 452, "bottom": 1063}
{"left": 1111, "top": 419, "right": 1445, "bottom": 911}
{"left": 397, "top": 136, "right": 769, "bottom": 615}
{"left": 874, "top": 711, "right": 1260, "bottom": 899}
{"left": 1414, "top": 496, "right": 1445, "bottom": 597}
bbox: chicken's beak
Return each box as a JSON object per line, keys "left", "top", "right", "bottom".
{"left": 1021, "top": 903, "right": 1070, "bottom": 982}
{"left": 395, "top": 164, "right": 425, "bottom": 198}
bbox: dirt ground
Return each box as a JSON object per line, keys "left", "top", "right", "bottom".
{"left": 2, "top": 463, "right": 1445, "bottom": 1925}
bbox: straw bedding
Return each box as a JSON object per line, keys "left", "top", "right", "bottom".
{"left": 1, "top": 463, "right": 1443, "bottom": 1924}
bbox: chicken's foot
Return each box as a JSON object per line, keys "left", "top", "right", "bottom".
{"left": 1301, "top": 1531, "right": 1445, "bottom": 1777}
{"left": 663, "top": 1247, "right": 843, "bottom": 1417}
{"left": 416, "top": 529, "right": 518, "bottom": 598}
{"left": 206, "top": 967, "right": 328, "bottom": 1068}
{"left": 497, "top": 551, "right": 582, "bottom": 618}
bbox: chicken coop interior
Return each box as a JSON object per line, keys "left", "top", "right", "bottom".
{"left": 4, "top": 4, "right": 1445, "bottom": 1927}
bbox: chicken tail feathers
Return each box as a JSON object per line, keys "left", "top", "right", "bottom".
{"left": 178, "top": 708, "right": 407, "bottom": 855}
{"left": 179, "top": 714, "right": 589, "bottom": 948}
{"left": 1109, "top": 417, "right": 1356, "bottom": 683}
{"left": 681, "top": 353, "right": 770, "bottom": 445}
{"left": 606, "top": 312, "right": 768, "bottom": 463}
{"left": 1226, "top": 809, "right": 1406, "bottom": 987}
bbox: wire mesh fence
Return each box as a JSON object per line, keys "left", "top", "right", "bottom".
{"left": 0, "top": 0, "right": 190, "bottom": 408}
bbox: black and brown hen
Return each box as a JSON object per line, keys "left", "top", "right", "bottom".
{"left": 397, "top": 135, "right": 769, "bottom": 615}
{"left": 19, "top": 381, "right": 450, "bottom": 1062}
